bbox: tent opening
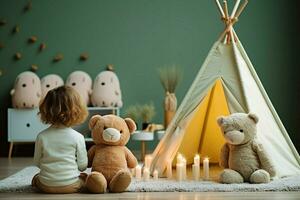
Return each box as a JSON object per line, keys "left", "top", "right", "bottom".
{"left": 176, "top": 78, "right": 230, "bottom": 165}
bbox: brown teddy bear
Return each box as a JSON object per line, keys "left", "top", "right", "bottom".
{"left": 217, "top": 113, "right": 276, "bottom": 184}
{"left": 86, "top": 114, "right": 138, "bottom": 193}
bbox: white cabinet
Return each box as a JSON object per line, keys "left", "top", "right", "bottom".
{"left": 8, "top": 108, "right": 49, "bottom": 142}
{"left": 7, "top": 107, "right": 119, "bottom": 158}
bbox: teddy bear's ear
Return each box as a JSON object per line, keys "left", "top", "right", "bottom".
{"left": 248, "top": 113, "right": 259, "bottom": 124}
{"left": 125, "top": 118, "right": 136, "bottom": 134}
{"left": 89, "top": 115, "right": 102, "bottom": 130}
{"left": 217, "top": 116, "right": 225, "bottom": 126}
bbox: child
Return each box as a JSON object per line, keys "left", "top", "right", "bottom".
{"left": 32, "top": 86, "right": 88, "bottom": 193}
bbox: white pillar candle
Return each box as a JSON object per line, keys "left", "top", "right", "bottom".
{"left": 130, "top": 168, "right": 136, "bottom": 177}
{"left": 153, "top": 169, "right": 159, "bottom": 180}
{"left": 194, "top": 154, "right": 200, "bottom": 166}
{"left": 166, "top": 159, "right": 173, "bottom": 179}
{"left": 143, "top": 167, "right": 150, "bottom": 181}
{"left": 176, "top": 163, "right": 184, "bottom": 181}
{"left": 182, "top": 157, "right": 187, "bottom": 180}
{"left": 144, "top": 154, "right": 153, "bottom": 169}
{"left": 177, "top": 153, "right": 184, "bottom": 164}
{"left": 135, "top": 165, "right": 142, "bottom": 179}
{"left": 203, "top": 157, "right": 210, "bottom": 180}
{"left": 192, "top": 164, "right": 200, "bottom": 181}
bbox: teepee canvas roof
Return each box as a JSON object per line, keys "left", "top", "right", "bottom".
{"left": 150, "top": 0, "right": 300, "bottom": 178}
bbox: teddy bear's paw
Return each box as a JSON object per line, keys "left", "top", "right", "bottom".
{"left": 31, "top": 173, "right": 39, "bottom": 187}
{"left": 79, "top": 172, "right": 88, "bottom": 182}
{"left": 219, "top": 169, "right": 244, "bottom": 184}
{"left": 109, "top": 170, "right": 131, "bottom": 193}
{"left": 250, "top": 169, "right": 270, "bottom": 184}
{"left": 86, "top": 172, "right": 107, "bottom": 193}
{"left": 267, "top": 166, "right": 276, "bottom": 177}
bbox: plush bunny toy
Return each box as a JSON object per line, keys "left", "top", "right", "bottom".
{"left": 10, "top": 71, "right": 41, "bottom": 108}
{"left": 66, "top": 71, "right": 92, "bottom": 105}
{"left": 91, "top": 70, "right": 122, "bottom": 107}
{"left": 41, "top": 74, "right": 64, "bottom": 98}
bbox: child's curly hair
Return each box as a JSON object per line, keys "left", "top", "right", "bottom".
{"left": 39, "top": 86, "right": 88, "bottom": 127}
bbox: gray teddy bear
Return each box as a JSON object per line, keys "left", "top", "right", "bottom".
{"left": 217, "top": 113, "right": 276, "bottom": 184}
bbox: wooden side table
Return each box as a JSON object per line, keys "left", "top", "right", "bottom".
{"left": 131, "top": 131, "right": 154, "bottom": 161}
{"left": 156, "top": 130, "right": 166, "bottom": 140}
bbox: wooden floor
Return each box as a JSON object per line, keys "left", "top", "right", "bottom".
{"left": 0, "top": 157, "right": 300, "bottom": 200}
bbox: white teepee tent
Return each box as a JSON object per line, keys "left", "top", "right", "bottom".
{"left": 150, "top": 0, "right": 300, "bottom": 178}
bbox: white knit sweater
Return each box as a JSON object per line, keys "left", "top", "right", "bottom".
{"left": 33, "top": 126, "right": 88, "bottom": 186}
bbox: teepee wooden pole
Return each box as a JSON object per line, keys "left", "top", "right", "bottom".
{"left": 230, "top": 26, "right": 239, "bottom": 44}
{"left": 223, "top": 0, "right": 230, "bottom": 44}
{"left": 227, "top": 32, "right": 231, "bottom": 44}
{"left": 229, "top": 28, "right": 234, "bottom": 44}
{"left": 223, "top": 19, "right": 238, "bottom": 35}
{"left": 231, "top": 0, "right": 241, "bottom": 18}
{"left": 215, "top": 0, "right": 225, "bottom": 18}
{"left": 216, "top": 0, "right": 228, "bottom": 43}
{"left": 235, "top": 0, "right": 248, "bottom": 19}
{"left": 223, "top": 34, "right": 228, "bottom": 44}
{"left": 223, "top": 0, "right": 229, "bottom": 20}
{"left": 232, "top": 29, "right": 239, "bottom": 42}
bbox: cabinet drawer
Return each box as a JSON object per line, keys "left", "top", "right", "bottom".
{"left": 8, "top": 108, "right": 49, "bottom": 142}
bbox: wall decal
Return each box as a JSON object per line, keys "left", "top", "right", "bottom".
{"left": 106, "top": 64, "right": 114, "bottom": 71}
{"left": 39, "top": 43, "right": 46, "bottom": 51}
{"left": 24, "top": 1, "right": 32, "bottom": 12}
{"left": 80, "top": 53, "right": 89, "bottom": 61}
{"left": 31, "top": 64, "right": 38, "bottom": 72}
{"left": 28, "top": 36, "right": 37, "bottom": 43}
{"left": 0, "top": 19, "right": 7, "bottom": 26}
{"left": 12, "top": 25, "right": 20, "bottom": 34}
{"left": 14, "top": 52, "right": 22, "bottom": 60}
{"left": 53, "top": 53, "right": 64, "bottom": 62}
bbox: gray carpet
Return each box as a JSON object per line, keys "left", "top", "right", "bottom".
{"left": 0, "top": 166, "right": 300, "bottom": 193}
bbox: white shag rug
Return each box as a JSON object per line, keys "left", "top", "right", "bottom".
{"left": 0, "top": 166, "right": 300, "bottom": 193}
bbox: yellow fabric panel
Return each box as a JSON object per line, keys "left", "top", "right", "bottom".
{"left": 199, "top": 79, "right": 230, "bottom": 163}
{"left": 175, "top": 87, "right": 213, "bottom": 165}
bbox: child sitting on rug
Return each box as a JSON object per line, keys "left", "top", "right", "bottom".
{"left": 32, "top": 86, "right": 88, "bottom": 193}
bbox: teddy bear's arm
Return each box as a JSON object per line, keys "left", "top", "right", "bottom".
{"left": 253, "top": 142, "right": 276, "bottom": 177}
{"left": 124, "top": 147, "right": 138, "bottom": 169}
{"left": 87, "top": 145, "right": 96, "bottom": 168}
{"left": 220, "top": 143, "right": 229, "bottom": 168}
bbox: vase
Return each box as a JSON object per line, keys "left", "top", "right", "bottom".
{"left": 164, "top": 92, "right": 177, "bottom": 128}
{"left": 142, "top": 122, "right": 150, "bottom": 130}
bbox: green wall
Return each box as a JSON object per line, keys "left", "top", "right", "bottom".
{"left": 1, "top": 0, "right": 299, "bottom": 156}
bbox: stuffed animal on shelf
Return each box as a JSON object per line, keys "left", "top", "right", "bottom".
{"left": 66, "top": 71, "right": 92, "bottom": 105}
{"left": 41, "top": 74, "right": 64, "bottom": 98}
{"left": 86, "top": 114, "right": 137, "bottom": 193}
{"left": 91, "top": 70, "right": 122, "bottom": 107}
{"left": 217, "top": 112, "right": 276, "bottom": 184}
{"left": 10, "top": 71, "right": 41, "bottom": 108}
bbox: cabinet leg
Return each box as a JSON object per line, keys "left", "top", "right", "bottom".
{"left": 8, "top": 142, "right": 14, "bottom": 159}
